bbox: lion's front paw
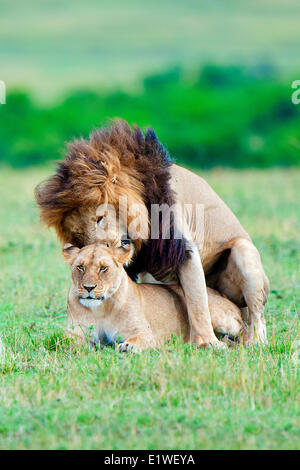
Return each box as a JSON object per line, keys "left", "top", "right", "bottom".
{"left": 116, "top": 341, "right": 142, "bottom": 354}
{"left": 242, "top": 318, "right": 268, "bottom": 347}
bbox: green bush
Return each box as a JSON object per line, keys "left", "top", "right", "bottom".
{"left": 0, "top": 65, "right": 299, "bottom": 168}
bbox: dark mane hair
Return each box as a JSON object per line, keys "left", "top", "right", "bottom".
{"left": 35, "top": 119, "right": 188, "bottom": 279}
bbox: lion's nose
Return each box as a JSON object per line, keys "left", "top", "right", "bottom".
{"left": 84, "top": 285, "right": 97, "bottom": 293}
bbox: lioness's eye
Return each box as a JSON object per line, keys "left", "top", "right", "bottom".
{"left": 99, "top": 266, "right": 108, "bottom": 272}
{"left": 77, "top": 265, "right": 85, "bottom": 272}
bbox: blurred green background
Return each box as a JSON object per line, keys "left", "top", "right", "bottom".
{"left": 0, "top": 0, "right": 300, "bottom": 167}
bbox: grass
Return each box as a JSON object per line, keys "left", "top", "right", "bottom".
{"left": 1, "top": 0, "right": 300, "bottom": 99}
{"left": 0, "top": 165, "right": 299, "bottom": 449}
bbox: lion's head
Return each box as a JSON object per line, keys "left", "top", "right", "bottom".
{"left": 63, "top": 240, "right": 133, "bottom": 309}
{"left": 35, "top": 119, "right": 187, "bottom": 280}
{"left": 34, "top": 120, "right": 171, "bottom": 246}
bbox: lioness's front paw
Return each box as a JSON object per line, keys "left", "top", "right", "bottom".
{"left": 116, "top": 342, "right": 142, "bottom": 354}
{"left": 220, "top": 335, "right": 238, "bottom": 348}
{"left": 192, "top": 336, "right": 227, "bottom": 350}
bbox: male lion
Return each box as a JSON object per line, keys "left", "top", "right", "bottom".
{"left": 35, "top": 119, "right": 269, "bottom": 348}
{"left": 63, "top": 241, "right": 248, "bottom": 350}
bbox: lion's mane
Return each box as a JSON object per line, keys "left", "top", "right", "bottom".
{"left": 35, "top": 119, "right": 188, "bottom": 280}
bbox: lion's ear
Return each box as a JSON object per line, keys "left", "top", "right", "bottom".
{"left": 62, "top": 244, "right": 80, "bottom": 265}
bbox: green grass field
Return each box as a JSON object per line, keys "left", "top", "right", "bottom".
{"left": 0, "top": 166, "right": 299, "bottom": 450}
{"left": 2, "top": 0, "right": 300, "bottom": 99}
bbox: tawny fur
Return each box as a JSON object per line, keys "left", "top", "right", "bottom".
{"left": 35, "top": 119, "right": 269, "bottom": 347}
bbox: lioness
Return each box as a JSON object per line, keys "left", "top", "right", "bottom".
{"left": 63, "top": 241, "right": 248, "bottom": 351}
{"left": 35, "top": 119, "right": 269, "bottom": 348}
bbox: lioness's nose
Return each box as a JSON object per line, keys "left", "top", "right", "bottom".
{"left": 84, "top": 285, "right": 97, "bottom": 292}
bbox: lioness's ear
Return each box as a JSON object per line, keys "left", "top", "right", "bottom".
{"left": 62, "top": 243, "right": 80, "bottom": 265}
{"left": 115, "top": 240, "right": 134, "bottom": 266}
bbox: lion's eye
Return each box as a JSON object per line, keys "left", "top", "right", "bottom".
{"left": 99, "top": 266, "right": 108, "bottom": 273}
{"left": 77, "top": 265, "right": 85, "bottom": 272}
{"left": 97, "top": 216, "right": 103, "bottom": 224}
{"left": 121, "top": 239, "right": 130, "bottom": 248}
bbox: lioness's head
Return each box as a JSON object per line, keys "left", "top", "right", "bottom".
{"left": 63, "top": 240, "right": 133, "bottom": 308}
